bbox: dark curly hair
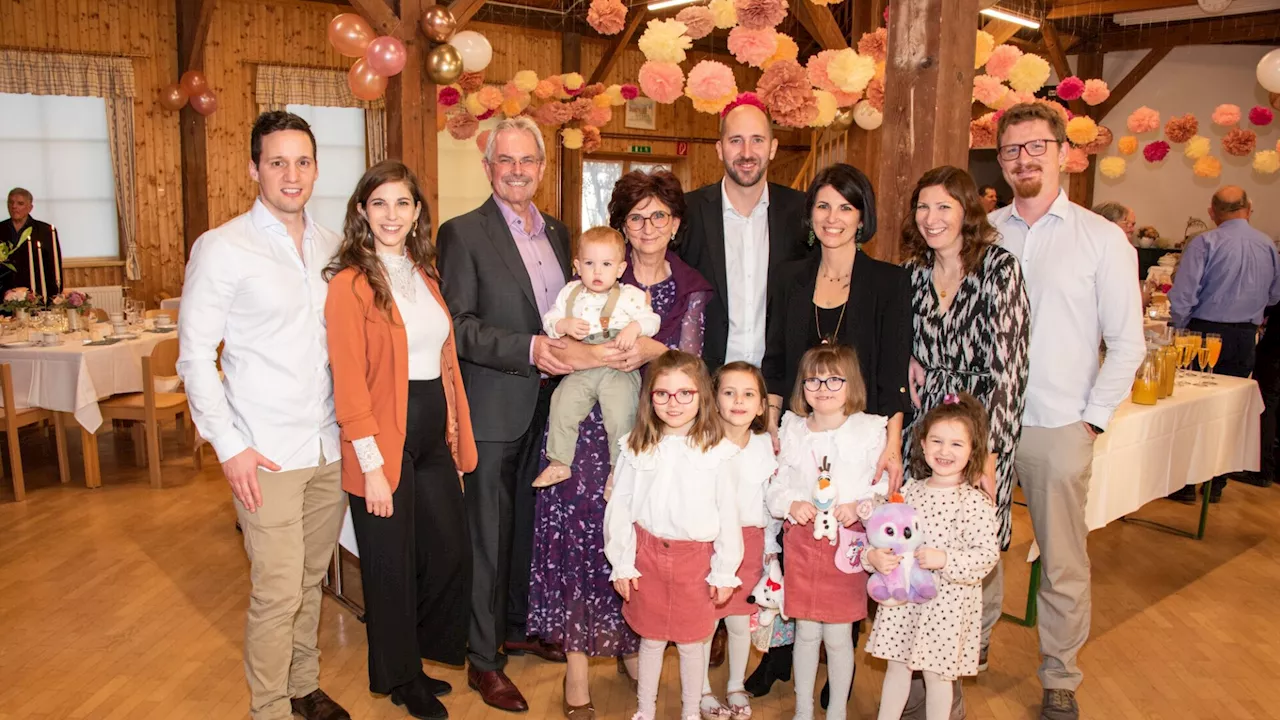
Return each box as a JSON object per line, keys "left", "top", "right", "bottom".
{"left": 900, "top": 166, "right": 997, "bottom": 275}
{"left": 607, "top": 170, "right": 687, "bottom": 243}
{"left": 908, "top": 392, "right": 990, "bottom": 488}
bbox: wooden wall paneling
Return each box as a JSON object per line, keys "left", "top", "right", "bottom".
{"left": 560, "top": 31, "right": 584, "bottom": 237}
{"left": 178, "top": 0, "right": 211, "bottom": 266}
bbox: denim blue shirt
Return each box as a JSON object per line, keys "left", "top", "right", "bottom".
{"left": 1169, "top": 218, "right": 1280, "bottom": 327}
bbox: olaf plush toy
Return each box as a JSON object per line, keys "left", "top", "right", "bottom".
{"left": 811, "top": 455, "right": 839, "bottom": 545}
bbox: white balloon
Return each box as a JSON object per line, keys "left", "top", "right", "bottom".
{"left": 853, "top": 100, "right": 883, "bottom": 131}
{"left": 449, "top": 30, "right": 493, "bottom": 73}
{"left": 1259, "top": 48, "right": 1280, "bottom": 94}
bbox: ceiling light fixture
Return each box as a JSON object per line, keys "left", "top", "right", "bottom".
{"left": 647, "top": 0, "right": 699, "bottom": 10}
{"left": 979, "top": 7, "right": 1041, "bottom": 29}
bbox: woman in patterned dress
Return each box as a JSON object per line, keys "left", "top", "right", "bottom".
{"left": 527, "top": 169, "right": 713, "bottom": 718}
{"left": 901, "top": 165, "right": 1030, "bottom": 667}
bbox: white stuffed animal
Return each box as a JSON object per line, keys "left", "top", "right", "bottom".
{"left": 812, "top": 456, "right": 839, "bottom": 545}
{"left": 748, "top": 556, "right": 787, "bottom": 627}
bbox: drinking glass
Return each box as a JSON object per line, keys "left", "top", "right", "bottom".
{"left": 1205, "top": 333, "right": 1222, "bottom": 375}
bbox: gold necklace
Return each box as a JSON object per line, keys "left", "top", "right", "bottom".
{"left": 815, "top": 302, "right": 847, "bottom": 344}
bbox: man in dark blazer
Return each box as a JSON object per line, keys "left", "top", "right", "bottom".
{"left": 2, "top": 187, "right": 64, "bottom": 300}
{"left": 676, "top": 98, "right": 811, "bottom": 372}
{"left": 437, "top": 117, "right": 573, "bottom": 713}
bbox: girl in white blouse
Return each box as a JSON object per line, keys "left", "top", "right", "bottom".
{"left": 700, "top": 361, "right": 781, "bottom": 720}
{"left": 604, "top": 350, "right": 744, "bottom": 720}
{"left": 765, "top": 344, "right": 889, "bottom": 720}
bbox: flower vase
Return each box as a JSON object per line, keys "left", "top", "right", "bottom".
{"left": 67, "top": 308, "right": 82, "bottom": 332}
{"left": 15, "top": 308, "right": 29, "bottom": 324}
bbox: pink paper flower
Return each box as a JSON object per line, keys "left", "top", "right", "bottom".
{"left": 970, "top": 114, "right": 996, "bottom": 149}
{"left": 1250, "top": 105, "right": 1275, "bottom": 127}
{"left": 587, "top": 0, "right": 628, "bottom": 35}
{"left": 1127, "top": 106, "right": 1160, "bottom": 134}
{"left": 1164, "top": 114, "right": 1198, "bottom": 143}
{"left": 476, "top": 85, "right": 504, "bottom": 111}
{"left": 620, "top": 84, "right": 639, "bottom": 101}
{"left": 1035, "top": 98, "right": 1069, "bottom": 126}
{"left": 856, "top": 28, "right": 887, "bottom": 63}
{"left": 534, "top": 78, "right": 560, "bottom": 100}
{"left": 1211, "top": 103, "right": 1241, "bottom": 127}
{"left": 756, "top": 59, "right": 816, "bottom": 128}
{"left": 1081, "top": 125, "right": 1113, "bottom": 155}
{"left": 1063, "top": 147, "right": 1089, "bottom": 174}
{"left": 582, "top": 125, "right": 602, "bottom": 153}
{"left": 569, "top": 97, "right": 594, "bottom": 121}
{"left": 578, "top": 83, "right": 606, "bottom": 99}
{"left": 586, "top": 106, "right": 612, "bottom": 127}
{"left": 864, "top": 78, "right": 884, "bottom": 112}
{"left": 1056, "top": 76, "right": 1084, "bottom": 101}
{"left": 984, "top": 45, "right": 1022, "bottom": 81}
{"left": 476, "top": 109, "right": 495, "bottom": 121}
{"left": 1080, "top": 79, "right": 1109, "bottom": 106}
{"left": 459, "top": 71, "right": 485, "bottom": 94}
{"left": 973, "top": 74, "right": 1008, "bottom": 109}
{"left": 438, "top": 86, "right": 461, "bottom": 107}
{"left": 685, "top": 59, "right": 739, "bottom": 114}
{"left": 728, "top": 26, "right": 779, "bottom": 68}
{"left": 532, "top": 101, "right": 574, "bottom": 126}
{"left": 734, "top": 0, "right": 787, "bottom": 29}
{"left": 676, "top": 6, "right": 715, "bottom": 39}
{"left": 637, "top": 61, "right": 685, "bottom": 104}
{"left": 807, "top": 50, "right": 838, "bottom": 91}
{"left": 1143, "top": 140, "right": 1170, "bottom": 163}
{"left": 446, "top": 111, "right": 479, "bottom": 141}
{"left": 1222, "top": 128, "right": 1257, "bottom": 157}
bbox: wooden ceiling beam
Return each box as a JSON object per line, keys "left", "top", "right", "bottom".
{"left": 1091, "top": 11, "right": 1280, "bottom": 51}
{"left": 183, "top": 0, "right": 217, "bottom": 70}
{"left": 587, "top": 10, "right": 648, "bottom": 86}
{"left": 794, "top": 0, "right": 850, "bottom": 50}
{"left": 348, "top": 0, "right": 403, "bottom": 37}
{"left": 1047, "top": 0, "right": 1196, "bottom": 20}
{"left": 450, "top": 0, "right": 490, "bottom": 29}
{"left": 982, "top": 18, "right": 1023, "bottom": 45}
{"left": 1041, "top": 22, "right": 1089, "bottom": 116}
{"left": 1094, "top": 46, "right": 1169, "bottom": 120}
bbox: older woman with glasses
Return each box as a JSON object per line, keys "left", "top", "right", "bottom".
{"left": 526, "top": 169, "right": 713, "bottom": 718}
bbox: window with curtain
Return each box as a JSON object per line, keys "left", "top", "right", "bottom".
{"left": 286, "top": 104, "right": 368, "bottom": 233}
{"left": 0, "top": 92, "right": 119, "bottom": 259}
{"left": 581, "top": 158, "right": 673, "bottom": 230}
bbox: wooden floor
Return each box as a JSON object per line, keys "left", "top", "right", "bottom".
{"left": 3, "top": 425, "right": 1280, "bottom": 720}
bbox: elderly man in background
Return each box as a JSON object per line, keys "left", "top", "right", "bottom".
{"left": 1092, "top": 201, "right": 1136, "bottom": 243}
{"left": 2, "top": 187, "right": 64, "bottom": 300}
{"left": 1168, "top": 186, "right": 1280, "bottom": 500}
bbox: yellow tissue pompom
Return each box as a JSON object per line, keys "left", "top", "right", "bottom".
{"left": 975, "top": 30, "right": 995, "bottom": 69}
{"left": 874, "top": 60, "right": 886, "bottom": 82}
{"left": 1254, "top": 150, "right": 1280, "bottom": 174}
{"left": 561, "top": 72, "right": 585, "bottom": 91}
{"left": 639, "top": 19, "right": 692, "bottom": 64}
{"left": 1007, "top": 54, "right": 1050, "bottom": 93}
{"left": 709, "top": 0, "right": 737, "bottom": 29}
{"left": 561, "top": 128, "right": 584, "bottom": 150}
{"left": 604, "top": 85, "right": 627, "bottom": 106}
{"left": 1118, "top": 136, "right": 1138, "bottom": 155}
{"left": 827, "top": 49, "right": 876, "bottom": 94}
{"left": 465, "top": 92, "right": 487, "bottom": 117}
{"left": 1099, "top": 156, "right": 1126, "bottom": 179}
{"left": 513, "top": 70, "right": 539, "bottom": 93}
{"left": 811, "top": 90, "right": 838, "bottom": 127}
{"left": 1193, "top": 155, "right": 1221, "bottom": 178}
{"left": 1184, "top": 135, "right": 1211, "bottom": 160}
{"left": 1066, "top": 116, "right": 1099, "bottom": 146}
{"left": 593, "top": 93, "right": 613, "bottom": 108}
{"left": 764, "top": 34, "right": 800, "bottom": 69}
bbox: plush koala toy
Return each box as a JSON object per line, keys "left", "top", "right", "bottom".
{"left": 864, "top": 501, "right": 938, "bottom": 607}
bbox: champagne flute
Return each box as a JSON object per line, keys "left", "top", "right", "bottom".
{"left": 1205, "top": 333, "right": 1222, "bottom": 375}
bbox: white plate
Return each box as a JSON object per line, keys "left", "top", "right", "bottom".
{"left": 0, "top": 341, "right": 35, "bottom": 348}
{"left": 155, "top": 324, "right": 176, "bottom": 331}
{"left": 109, "top": 333, "right": 139, "bottom": 340}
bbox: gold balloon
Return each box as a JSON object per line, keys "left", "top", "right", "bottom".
{"left": 829, "top": 108, "right": 855, "bottom": 133}
{"left": 426, "top": 44, "right": 464, "bottom": 86}
{"left": 421, "top": 5, "right": 457, "bottom": 44}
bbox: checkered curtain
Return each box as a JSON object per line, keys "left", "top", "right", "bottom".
{"left": 254, "top": 65, "right": 387, "bottom": 165}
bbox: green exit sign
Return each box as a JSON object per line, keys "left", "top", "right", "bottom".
{"left": 630, "top": 145, "right": 652, "bottom": 154}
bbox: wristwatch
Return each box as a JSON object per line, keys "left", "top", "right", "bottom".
{"left": 1086, "top": 422, "right": 1104, "bottom": 435}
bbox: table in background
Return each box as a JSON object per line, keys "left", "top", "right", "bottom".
{"left": 1137, "top": 246, "right": 1181, "bottom": 279}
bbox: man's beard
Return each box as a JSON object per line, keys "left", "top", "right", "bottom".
{"left": 725, "top": 158, "right": 767, "bottom": 187}
{"left": 1010, "top": 162, "right": 1044, "bottom": 199}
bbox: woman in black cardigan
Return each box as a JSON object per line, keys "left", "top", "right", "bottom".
{"left": 748, "top": 163, "right": 913, "bottom": 700}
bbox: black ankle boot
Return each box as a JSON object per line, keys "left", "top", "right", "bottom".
{"left": 744, "top": 643, "right": 793, "bottom": 697}
{"left": 391, "top": 678, "right": 448, "bottom": 720}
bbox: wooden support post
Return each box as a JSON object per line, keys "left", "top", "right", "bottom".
{"left": 982, "top": 18, "right": 1022, "bottom": 46}
{"left": 870, "top": 0, "right": 978, "bottom": 263}
{"left": 561, "top": 31, "right": 583, "bottom": 238}
{"left": 383, "top": 0, "right": 439, "bottom": 236}
{"left": 1069, "top": 52, "right": 1103, "bottom": 208}
{"left": 449, "top": 0, "right": 489, "bottom": 29}
{"left": 588, "top": 10, "right": 647, "bottom": 86}
{"left": 794, "top": 0, "right": 849, "bottom": 50}
{"left": 349, "top": 0, "right": 404, "bottom": 36}
{"left": 1042, "top": 23, "right": 1088, "bottom": 118}
{"left": 176, "top": 0, "right": 214, "bottom": 258}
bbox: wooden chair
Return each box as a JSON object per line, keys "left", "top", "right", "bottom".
{"left": 1, "top": 363, "right": 70, "bottom": 501}
{"left": 98, "top": 339, "right": 192, "bottom": 489}
{"left": 88, "top": 308, "right": 109, "bottom": 322}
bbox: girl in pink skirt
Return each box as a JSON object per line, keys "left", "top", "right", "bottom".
{"left": 766, "top": 345, "right": 889, "bottom": 720}
{"left": 700, "top": 362, "right": 781, "bottom": 720}
{"left": 605, "top": 350, "right": 746, "bottom": 720}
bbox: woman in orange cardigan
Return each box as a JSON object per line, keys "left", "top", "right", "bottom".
{"left": 325, "top": 160, "right": 477, "bottom": 720}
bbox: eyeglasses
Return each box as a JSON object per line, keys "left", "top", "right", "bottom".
{"left": 625, "top": 211, "right": 672, "bottom": 231}
{"left": 491, "top": 156, "right": 543, "bottom": 170}
{"left": 803, "top": 376, "right": 846, "bottom": 392}
{"left": 652, "top": 388, "right": 698, "bottom": 405}
{"left": 997, "top": 139, "right": 1058, "bottom": 162}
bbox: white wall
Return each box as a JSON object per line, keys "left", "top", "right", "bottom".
{"left": 437, "top": 117, "right": 500, "bottom": 224}
{"left": 1087, "top": 44, "right": 1280, "bottom": 242}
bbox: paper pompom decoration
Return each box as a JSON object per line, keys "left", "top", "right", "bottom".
{"left": 709, "top": 0, "right": 737, "bottom": 28}
{"left": 464, "top": 92, "right": 486, "bottom": 117}
{"left": 638, "top": 19, "right": 691, "bottom": 64}
{"left": 1254, "top": 150, "right": 1280, "bottom": 174}
{"left": 1099, "top": 156, "right": 1126, "bottom": 179}
{"left": 1056, "top": 76, "right": 1084, "bottom": 102}
{"left": 864, "top": 77, "right": 884, "bottom": 112}
{"left": 756, "top": 59, "right": 818, "bottom": 128}
{"left": 970, "top": 114, "right": 996, "bottom": 149}
{"left": 620, "top": 84, "right": 639, "bottom": 100}
{"left": 811, "top": 90, "right": 838, "bottom": 127}
{"left": 975, "top": 30, "right": 995, "bottom": 69}
{"left": 475, "top": 129, "right": 491, "bottom": 153}
{"left": 857, "top": 28, "right": 887, "bottom": 63}
{"left": 685, "top": 60, "right": 739, "bottom": 114}
{"left": 1223, "top": 128, "right": 1257, "bottom": 157}
{"left": 1127, "top": 106, "right": 1160, "bottom": 134}
{"left": 676, "top": 6, "right": 715, "bottom": 39}
{"left": 735, "top": 0, "right": 787, "bottom": 30}
{"left": 586, "top": 106, "right": 611, "bottom": 126}
{"left": 1193, "top": 155, "right": 1222, "bottom": 178}
{"left": 1211, "top": 104, "right": 1240, "bottom": 127}
{"left": 534, "top": 78, "right": 560, "bottom": 100}
{"left": 458, "top": 71, "right": 485, "bottom": 93}
{"left": 445, "top": 111, "right": 479, "bottom": 141}
{"left": 1066, "top": 116, "right": 1099, "bottom": 146}
{"left": 562, "top": 72, "right": 585, "bottom": 93}
{"left": 1184, "top": 135, "right": 1210, "bottom": 160}
{"left": 1081, "top": 79, "right": 1110, "bottom": 106}
{"left": 1034, "top": 98, "right": 1069, "bottom": 126}
{"left": 532, "top": 101, "right": 573, "bottom": 126}
{"left": 973, "top": 74, "right": 1008, "bottom": 109}
{"left": 512, "top": 70, "right": 539, "bottom": 93}
{"left": 1118, "top": 135, "right": 1138, "bottom": 155}
{"left": 764, "top": 33, "right": 799, "bottom": 68}
{"left": 1063, "top": 147, "right": 1089, "bottom": 174}
{"left": 475, "top": 85, "right": 504, "bottom": 111}
{"left": 1250, "top": 106, "right": 1275, "bottom": 127}
{"left": 827, "top": 49, "right": 876, "bottom": 94}
{"left": 1081, "top": 125, "right": 1113, "bottom": 154}
{"left": 728, "top": 26, "right": 779, "bottom": 68}
{"left": 1143, "top": 140, "right": 1170, "bottom": 163}
{"left": 637, "top": 61, "right": 685, "bottom": 104}
{"left": 561, "top": 128, "right": 584, "bottom": 150}
{"left": 587, "top": 0, "right": 627, "bottom": 35}
{"left": 985, "top": 44, "right": 1022, "bottom": 81}
{"left": 1007, "top": 54, "right": 1050, "bottom": 93}
{"left": 438, "top": 86, "right": 461, "bottom": 107}
{"left": 582, "top": 125, "right": 602, "bottom": 153}
{"left": 1164, "top": 114, "right": 1198, "bottom": 143}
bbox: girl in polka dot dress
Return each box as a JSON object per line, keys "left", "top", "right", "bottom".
{"left": 864, "top": 393, "right": 999, "bottom": 720}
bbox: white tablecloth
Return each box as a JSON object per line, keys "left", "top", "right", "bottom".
{"left": 0, "top": 331, "right": 177, "bottom": 431}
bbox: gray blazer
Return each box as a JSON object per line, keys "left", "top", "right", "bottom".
{"left": 437, "top": 196, "right": 571, "bottom": 443}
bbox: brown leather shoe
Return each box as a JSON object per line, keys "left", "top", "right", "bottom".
{"left": 290, "top": 689, "right": 351, "bottom": 720}
{"left": 708, "top": 622, "right": 728, "bottom": 668}
{"left": 504, "top": 636, "right": 567, "bottom": 663}
{"left": 468, "top": 667, "right": 529, "bottom": 713}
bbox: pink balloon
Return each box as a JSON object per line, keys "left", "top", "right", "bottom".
{"left": 328, "top": 13, "right": 374, "bottom": 58}
{"left": 158, "top": 83, "right": 188, "bottom": 111}
{"left": 365, "top": 36, "right": 407, "bottom": 77}
{"left": 348, "top": 58, "right": 388, "bottom": 101}
{"left": 180, "top": 70, "right": 208, "bottom": 96}
{"left": 189, "top": 89, "right": 218, "bottom": 116}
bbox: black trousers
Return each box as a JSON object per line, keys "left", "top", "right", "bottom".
{"left": 1256, "top": 337, "right": 1280, "bottom": 480}
{"left": 1187, "top": 319, "right": 1257, "bottom": 378}
{"left": 349, "top": 379, "right": 470, "bottom": 694}
{"left": 466, "top": 380, "right": 553, "bottom": 671}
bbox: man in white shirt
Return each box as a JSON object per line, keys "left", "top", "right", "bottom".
{"left": 987, "top": 103, "right": 1145, "bottom": 720}
{"left": 177, "top": 112, "right": 349, "bottom": 720}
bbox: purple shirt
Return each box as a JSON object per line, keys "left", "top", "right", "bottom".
{"left": 1169, "top": 218, "right": 1280, "bottom": 327}
{"left": 493, "top": 196, "right": 566, "bottom": 364}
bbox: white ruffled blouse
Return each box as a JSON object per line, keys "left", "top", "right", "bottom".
{"left": 604, "top": 434, "right": 745, "bottom": 588}
{"left": 765, "top": 411, "right": 889, "bottom": 521}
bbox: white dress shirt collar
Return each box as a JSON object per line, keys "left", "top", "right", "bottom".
{"left": 249, "top": 197, "right": 320, "bottom": 246}
{"left": 1005, "top": 189, "right": 1071, "bottom": 228}
{"left": 722, "top": 179, "right": 770, "bottom": 219}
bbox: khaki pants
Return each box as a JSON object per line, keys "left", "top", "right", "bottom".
{"left": 545, "top": 366, "right": 641, "bottom": 467}
{"left": 1015, "top": 423, "right": 1095, "bottom": 692}
{"left": 235, "top": 451, "right": 347, "bottom": 720}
